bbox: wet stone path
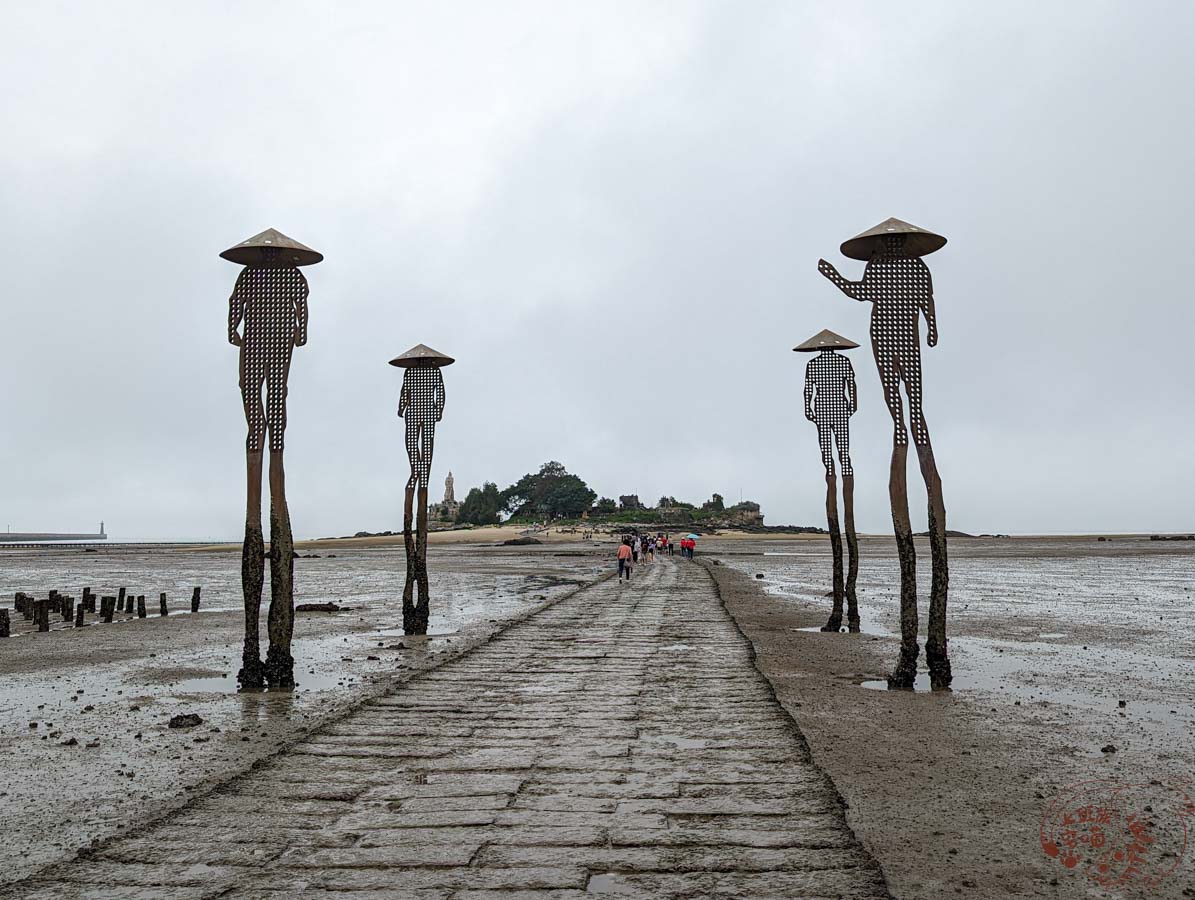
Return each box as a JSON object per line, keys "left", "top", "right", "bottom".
{"left": 4, "top": 557, "right": 888, "bottom": 900}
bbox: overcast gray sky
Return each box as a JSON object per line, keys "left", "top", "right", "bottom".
{"left": 2, "top": 1, "right": 1192, "bottom": 540}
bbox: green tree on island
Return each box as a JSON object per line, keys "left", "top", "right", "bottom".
{"left": 703, "top": 493, "right": 725, "bottom": 512}
{"left": 456, "top": 482, "right": 503, "bottom": 526}
{"left": 593, "top": 497, "right": 618, "bottom": 514}
{"left": 501, "top": 461, "right": 597, "bottom": 519}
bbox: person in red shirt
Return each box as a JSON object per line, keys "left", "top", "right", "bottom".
{"left": 617, "top": 539, "right": 634, "bottom": 582}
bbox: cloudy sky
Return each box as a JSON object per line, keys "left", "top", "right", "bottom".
{"left": 2, "top": 1, "right": 1192, "bottom": 540}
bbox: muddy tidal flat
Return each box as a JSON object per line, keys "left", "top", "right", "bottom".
{"left": 707, "top": 534, "right": 1195, "bottom": 898}
{"left": 0, "top": 535, "right": 1191, "bottom": 898}
{"left": 0, "top": 543, "right": 604, "bottom": 885}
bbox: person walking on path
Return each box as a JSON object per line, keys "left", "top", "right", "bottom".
{"left": 617, "top": 539, "right": 634, "bottom": 582}
{"left": 632, "top": 536, "right": 642, "bottom": 563}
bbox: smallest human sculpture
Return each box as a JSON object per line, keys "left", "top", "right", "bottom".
{"left": 390, "top": 343, "right": 454, "bottom": 635}
{"left": 795, "top": 329, "right": 861, "bottom": 633}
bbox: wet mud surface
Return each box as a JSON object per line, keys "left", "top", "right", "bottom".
{"left": 708, "top": 536, "right": 1195, "bottom": 899}
{"left": 0, "top": 544, "right": 604, "bottom": 885}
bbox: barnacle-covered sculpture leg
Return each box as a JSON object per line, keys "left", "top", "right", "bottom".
{"left": 843, "top": 474, "right": 860, "bottom": 631}
{"left": 818, "top": 218, "right": 951, "bottom": 689}
{"left": 223, "top": 229, "right": 318, "bottom": 690}
{"left": 392, "top": 346, "right": 452, "bottom": 637}
{"left": 240, "top": 450, "right": 266, "bottom": 688}
{"left": 798, "top": 334, "right": 859, "bottom": 634}
{"left": 822, "top": 473, "right": 845, "bottom": 632}
{"left": 264, "top": 450, "right": 296, "bottom": 688}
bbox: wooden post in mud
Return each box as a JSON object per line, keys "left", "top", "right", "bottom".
{"left": 35, "top": 600, "right": 49, "bottom": 632}
{"left": 61, "top": 596, "right": 74, "bottom": 623}
{"left": 101, "top": 596, "right": 115, "bottom": 623}
{"left": 74, "top": 604, "right": 85, "bottom": 627}
{"left": 136, "top": 595, "right": 146, "bottom": 618}
{"left": 390, "top": 344, "right": 454, "bottom": 637}
{"left": 82, "top": 587, "right": 94, "bottom": 612}
{"left": 0, "top": 610, "right": 9, "bottom": 638}
{"left": 159, "top": 593, "right": 168, "bottom": 616}
{"left": 117, "top": 588, "right": 126, "bottom": 613}
{"left": 191, "top": 587, "right": 201, "bottom": 613}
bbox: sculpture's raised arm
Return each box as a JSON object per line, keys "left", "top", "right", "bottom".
{"left": 817, "top": 258, "right": 869, "bottom": 301}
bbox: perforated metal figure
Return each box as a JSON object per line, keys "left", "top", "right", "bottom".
{"left": 803, "top": 343, "right": 857, "bottom": 477}
{"left": 398, "top": 363, "right": 446, "bottom": 491}
{"left": 817, "top": 217, "right": 951, "bottom": 689}
{"left": 228, "top": 249, "right": 308, "bottom": 453}
{"left": 795, "top": 329, "right": 861, "bottom": 632}
{"left": 390, "top": 344, "right": 454, "bottom": 635}
{"left": 221, "top": 228, "right": 323, "bottom": 690}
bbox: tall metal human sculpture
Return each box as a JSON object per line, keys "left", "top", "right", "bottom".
{"left": 390, "top": 343, "right": 454, "bottom": 635}
{"left": 795, "top": 329, "right": 861, "bottom": 633}
{"left": 222, "top": 227, "right": 322, "bottom": 689}
{"left": 817, "top": 217, "right": 951, "bottom": 689}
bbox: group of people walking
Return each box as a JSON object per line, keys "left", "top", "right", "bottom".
{"left": 615, "top": 532, "right": 697, "bottom": 582}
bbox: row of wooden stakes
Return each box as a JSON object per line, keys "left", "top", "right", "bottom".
{"left": 2, "top": 586, "right": 202, "bottom": 637}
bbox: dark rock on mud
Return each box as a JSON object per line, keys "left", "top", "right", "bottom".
{"left": 295, "top": 602, "right": 341, "bottom": 612}
{"left": 168, "top": 714, "right": 203, "bottom": 729}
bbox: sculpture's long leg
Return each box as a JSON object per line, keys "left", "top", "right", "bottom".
{"left": 264, "top": 449, "right": 295, "bottom": 689}
{"left": 238, "top": 449, "right": 266, "bottom": 689}
{"left": 917, "top": 441, "right": 950, "bottom": 689}
{"left": 888, "top": 443, "right": 919, "bottom": 689}
{"left": 821, "top": 473, "right": 844, "bottom": 632}
{"left": 414, "top": 484, "right": 430, "bottom": 634}
{"left": 402, "top": 480, "right": 418, "bottom": 634}
{"left": 843, "top": 474, "right": 860, "bottom": 632}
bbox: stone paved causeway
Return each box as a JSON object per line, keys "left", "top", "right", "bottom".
{"left": 3, "top": 557, "right": 889, "bottom": 900}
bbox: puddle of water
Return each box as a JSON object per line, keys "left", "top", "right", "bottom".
{"left": 1038, "top": 632, "right": 1067, "bottom": 639}
{"left": 374, "top": 625, "right": 457, "bottom": 638}
{"left": 659, "top": 643, "right": 693, "bottom": 652}
{"left": 169, "top": 668, "right": 360, "bottom": 694}
{"left": 860, "top": 674, "right": 962, "bottom": 693}
{"left": 792, "top": 625, "right": 881, "bottom": 635}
